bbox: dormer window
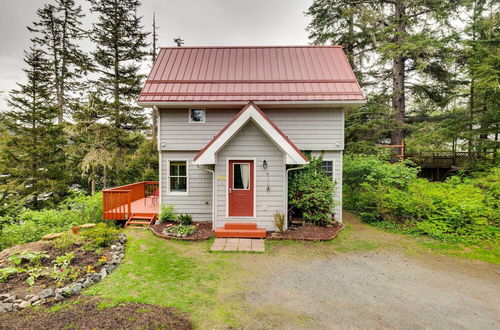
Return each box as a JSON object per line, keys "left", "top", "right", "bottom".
{"left": 189, "top": 108, "right": 205, "bottom": 123}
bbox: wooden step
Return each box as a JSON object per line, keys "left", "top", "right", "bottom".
{"left": 127, "top": 221, "right": 150, "bottom": 225}
{"left": 224, "top": 222, "right": 257, "bottom": 230}
{"left": 215, "top": 228, "right": 266, "bottom": 238}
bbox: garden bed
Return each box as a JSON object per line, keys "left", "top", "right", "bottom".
{"left": 0, "top": 297, "right": 192, "bottom": 329}
{"left": 150, "top": 222, "right": 213, "bottom": 241}
{"left": 0, "top": 223, "right": 125, "bottom": 312}
{"left": 267, "top": 222, "right": 344, "bottom": 241}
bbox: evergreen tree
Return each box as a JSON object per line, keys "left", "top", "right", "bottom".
{"left": 0, "top": 49, "right": 67, "bottom": 209}
{"left": 28, "top": 0, "right": 87, "bottom": 124}
{"left": 306, "top": 0, "right": 461, "bottom": 154}
{"left": 89, "top": 0, "right": 149, "bottom": 132}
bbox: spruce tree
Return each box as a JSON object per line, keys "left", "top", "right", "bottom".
{"left": 1, "top": 49, "right": 67, "bottom": 209}
{"left": 89, "top": 0, "right": 149, "bottom": 132}
{"left": 306, "top": 0, "right": 461, "bottom": 153}
{"left": 28, "top": 0, "right": 87, "bottom": 124}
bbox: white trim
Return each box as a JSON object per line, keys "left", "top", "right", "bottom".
{"left": 225, "top": 157, "right": 256, "bottom": 219}
{"left": 139, "top": 100, "right": 366, "bottom": 108}
{"left": 193, "top": 104, "right": 308, "bottom": 165}
{"left": 188, "top": 108, "right": 206, "bottom": 123}
{"left": 166, "top": 159, "right": 189, "bottom": 196}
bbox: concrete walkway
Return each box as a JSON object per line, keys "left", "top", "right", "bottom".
{"left": 210, "top": 238, "right": 265, "bottom": 252}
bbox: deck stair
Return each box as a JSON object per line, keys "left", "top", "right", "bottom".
{"left": 125, "top": 213, "right": 156, "bottom": 229}
{"left": 215, "top": 223, "right": 266, "bottom": 238}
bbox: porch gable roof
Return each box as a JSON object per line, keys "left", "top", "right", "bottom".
{"left": 192, "top": 102, "right": 309, "bottom": 165}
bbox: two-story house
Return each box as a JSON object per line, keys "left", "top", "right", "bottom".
{"left": 137, "top": 45, "right": 364, "bottom": 237}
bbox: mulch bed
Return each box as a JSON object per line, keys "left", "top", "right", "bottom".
{"left": 267, "top": 222, "right": 344, "bottom": 241}
{"left": 150, "top": 222, "right": 213, "bottom": 241}
{"left": 0, "top": 240, "right": 112, "bottom": 299}
{"left": 0, "top": 297, "right": 193, "bottom": 330}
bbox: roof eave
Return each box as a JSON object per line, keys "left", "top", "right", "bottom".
{"left": 137, "top": 99, "right": 366, "bottom": 108}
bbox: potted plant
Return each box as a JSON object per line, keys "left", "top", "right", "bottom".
{"left": 71, "top": 223, "right": 80, "bottom": 235}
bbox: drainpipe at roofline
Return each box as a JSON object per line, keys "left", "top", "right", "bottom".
{"left": 285, "top": 164, "right": 308, "bottom": 230}
{"left": 197, "top": 165, "right": 216, "bottom": 230}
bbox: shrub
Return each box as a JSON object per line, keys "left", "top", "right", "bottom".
{"left": 7, "top": 250, "right": 50, "bottom": 266}
{"left": 0, "top": 267, "right": 19, "bottom": 282}
{"left": 164, "top": 224, "right": 196, "bottom": 237}
{"left": 288, "top": 156, "right": 335, "bottom": 226}
{"left": 343, "top": 156, "right": 499, "bottom": 243}
{"left": 273, "top": 212, "right": 285, "bottom": 233}
{"left": 50, "top": 233, "right": 84, "bottom": 252}
{"left": 176, "top": 213, "right": 193, "bottom": 226}
{"left": 81, "top": 223, "right": 119, "bottom": 251}
{"left": 159, "top": 204, "right": 176, "bottom": 222}
{"left": 0, "top": 192, "right": 103, "bottom": 251}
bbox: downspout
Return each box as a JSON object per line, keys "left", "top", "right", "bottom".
{"left": 197, "top": 165, "right": 216, "bottom": 230}
{"left": 285, "top": 164, "right": 307, "bottom": 230}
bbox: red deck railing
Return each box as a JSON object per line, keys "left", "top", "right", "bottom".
{"left": 102, "top": 181, "right": 159, "bottom": 220}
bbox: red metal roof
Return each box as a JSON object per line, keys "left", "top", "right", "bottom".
{"left": 139, "top": 46, "right": 364, "bottom": 104}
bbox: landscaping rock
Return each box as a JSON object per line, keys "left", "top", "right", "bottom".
{"left": 111, "top": 244, "right": 118, "bottom": 250}
{"left": 32, "top": 299, "right": 45, "bottom": 306}
{"left": 39, "top": 288, "right": 54, "bottom": 299}
{"left": 105, "top": 264, "right": 117, "bottom": 273}
{"left": 54, "top": 293, "right": 64, "bottom": 302}
{"left": 100, "top": 268, "right": 107, "bottom": 279}
{"left": 2, "top": 295, "right": 16, "bottom": 303}
{"left": 14, "top": 299, "right": 22, "bottom": 304}
{"left": 12, "top": 303, "right": 20, "bottom": 310}
{"left": 0, "top": 294, "right": 12, "bottom": 302}
{"left": 82, "top": 278, "right": 93, "bottom": 288}
{"left": 24, "top": 294, "right": 35, "bottom": 301}
{"left": 90, "top": 273, "right": 102, "bottom": 283}
{"left": 28, "top": 295, "right": 40, "bottom": 304}
{"left": 0, "top": 303, "right": 13, "bottom": 313}
{"left": 19, "top": 301, "right": 30, "bottom": 309}
{"left": 62, "top": 283, "right": 82, "bottom": 297}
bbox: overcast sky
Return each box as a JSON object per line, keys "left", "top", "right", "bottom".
{"left": 0, "top": 0, "right": 313, "bottom": 109}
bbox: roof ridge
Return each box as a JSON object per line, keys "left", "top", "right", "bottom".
{"left": 159, "top": 45, "right": 343, "bottom": 50}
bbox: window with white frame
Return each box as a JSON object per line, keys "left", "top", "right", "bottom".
{"left": 321, "top": 160, "right": 334, "bottom": 180}
{"left": 189, "top": 108, "right": 205, "bottom": 123}
{"left": 168, "top": 161, "right": 188, "bottom": 193}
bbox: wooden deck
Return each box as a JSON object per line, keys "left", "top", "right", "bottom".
{"left": 102, "top": 181, "right": 159, "bottom": 222}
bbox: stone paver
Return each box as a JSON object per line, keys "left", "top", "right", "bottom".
{"left": 210, "top": 238, "right": 265, "bottom": 252}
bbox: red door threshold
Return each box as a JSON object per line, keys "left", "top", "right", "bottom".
{"left": 215, "top": 222, "right": 266, "bottom": 238}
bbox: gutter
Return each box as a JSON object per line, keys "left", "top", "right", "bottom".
{"left": 197, "top": 165, "right": 216, "bottom": 230}
{"left": 285, "top": 164, "right": 308, "bottom": 230}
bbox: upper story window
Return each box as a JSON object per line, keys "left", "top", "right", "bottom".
{"left": 321, "top": 160, "right": 334, "bottom": 180}
{"left": 189, "top": 108, "right": 205, "bottom": 123}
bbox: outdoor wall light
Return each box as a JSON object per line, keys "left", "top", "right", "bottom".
{"left": 263, "top": 160, "right": 268, "bottom": 169}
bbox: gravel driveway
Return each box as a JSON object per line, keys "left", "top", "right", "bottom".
{"left": 244, "top": 250, "right": 500, "bottom": 329}
{"left": 240, "top": 218, "right": 500, "bottom": 330}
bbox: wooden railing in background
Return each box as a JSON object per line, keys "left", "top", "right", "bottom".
{"left": 102, "top": 181, "right": 159, "bottom": 220}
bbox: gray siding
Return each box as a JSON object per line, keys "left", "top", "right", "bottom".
{"left": 159, "top": 107, "right": 344, "bottom": 151}
{"left": 215, "top": 121, "right": 285, "bottom": 230}
{"left": 160, "top": 151, "right": 213, "bottom": 222}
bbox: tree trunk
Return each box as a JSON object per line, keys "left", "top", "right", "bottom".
{"left": 390, "top": 2, "right": 406, "bottom": 157}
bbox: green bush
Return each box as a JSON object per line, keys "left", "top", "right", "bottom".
{"left": 343, "top": 156, "right": 499, "bottom": 243}
{"left": 0, "top": 192, "right": 103, "bottom": 251}
{"left": 176, "top": 213, "right": 192, "bottom": 226}
{"left": 164, "top": 224, "right": 196, "bottom": 236}
{"left": 288, "top": 156, "right": 335, "bottom": 226}
{"left": 159, "top": 204, "right": 176, "bottom": 222}
{"left": 81, "top": 223, "right": 119, "bottom": 251}
{"left": 50, "top": 233, "right": 84, "bottom": 252}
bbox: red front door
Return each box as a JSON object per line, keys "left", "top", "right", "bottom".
{"left": 228, "top": 160, "right": 254, "bottom": 217}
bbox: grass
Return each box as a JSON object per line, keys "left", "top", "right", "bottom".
{"left": 85, "top": 230, "right": 244, "bottom": 328}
